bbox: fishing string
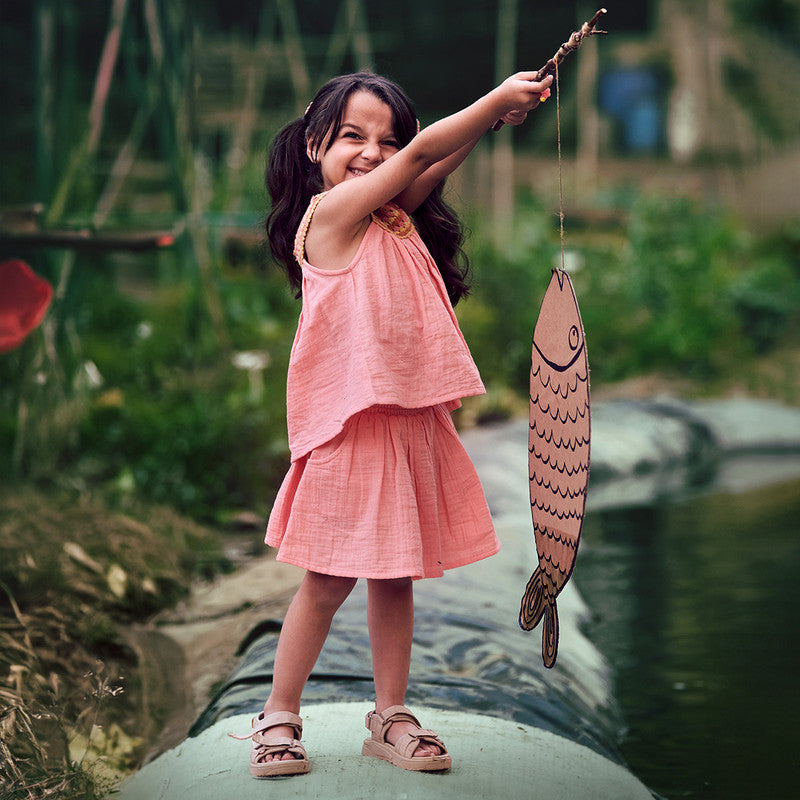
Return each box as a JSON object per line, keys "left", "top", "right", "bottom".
{"left": 555, "top": 60, "right": 566, "bottom": 276}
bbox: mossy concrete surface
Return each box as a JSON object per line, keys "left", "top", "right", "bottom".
{"left": 116, "top": 702, "right": 652, "bottom": 800}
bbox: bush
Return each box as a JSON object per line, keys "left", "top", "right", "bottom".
{"left": 2, "top": 192, "right": 798, "bottom": 518}
{"left": 462, "top": 191, "right": 800, "bottom": 391}
{"left": 1, "top": 250, "right": 298, "bottom": 521}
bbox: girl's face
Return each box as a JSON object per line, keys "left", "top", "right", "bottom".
{"left": 309, "top": 91, "right": 401, "bottom": 190}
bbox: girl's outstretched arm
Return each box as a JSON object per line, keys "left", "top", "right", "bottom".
{"left": 396, "top": 107, "right": 532, "bottom": 213}
{"left": 306, "top": 72, "right": 552, "bottom": 267}
{"left": 394, "top": 135, "right": 483, "bottom": 214}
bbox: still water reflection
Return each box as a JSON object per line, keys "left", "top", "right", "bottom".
{"left": 576, "top": 472, "right": 800, "bottom": 800}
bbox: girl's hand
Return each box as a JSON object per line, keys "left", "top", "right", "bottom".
{"left": 499, "top": 109, "right": 528, "bottom": 126}
{"left": 500, "top": 85, "right": 552, "bottom": 126}
{"left": 498, "top": 72, "right": 554, "bottom": 117}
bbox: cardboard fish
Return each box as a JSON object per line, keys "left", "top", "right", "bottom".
{"left": 521, "top": 269, "right": 590, "bottom": 668}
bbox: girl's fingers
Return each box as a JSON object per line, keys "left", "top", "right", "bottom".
{"left": 528, "top": 74, "right": 554, "bottom": 94}
{"left": 501, "top": 109, "right": 528, "bottom": 126}
{"left": 504, "top": 73, "right": 553, "bottom": 108}
{"left": 513, "top": 71, "right": 542, "bottom": 82}
{"left": 513, "top": 71, "right": 553, "bottom": 88}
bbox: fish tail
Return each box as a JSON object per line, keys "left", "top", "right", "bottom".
{"left": 519, "top": 568, "right": 547, "bottom": 630}
{"left": 519, "top": 568, "right": 560, "bottom": 668}
{"left": 542, "top": 601, "right": 559, "bottom": 669}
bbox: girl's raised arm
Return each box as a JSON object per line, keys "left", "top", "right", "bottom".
{"left": 307, "top": 72, "right": 552, "bottom": 261}
{"left": 394, "top": 135, "right": 483, "bottom": 214}
{"left": 395, "top": 107, "right": 532, "bottom": 214}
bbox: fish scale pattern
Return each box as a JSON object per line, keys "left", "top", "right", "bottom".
{"left": 520, "top": 271, "right": 590, "bottom": 668}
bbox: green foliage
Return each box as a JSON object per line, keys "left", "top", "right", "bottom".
{"left": 2, "top": 190, "right": 799, "bottom": 520}
{"left": 617, "top": 196, "right": 743, "bottom": 376}
{"left": 461, "top": 191, "right": 800, "bottom": 393}
{"left": 0, "top": 245, "right": 298, "bottom": 521}
{"left": 727, "top": 0, "right": 800, "bottom": 51}
{"left": 729, "top": 223, "right": 800, "bottom": 353}
{"left": 458, "top": 195, "right": 559, "bottom": 394}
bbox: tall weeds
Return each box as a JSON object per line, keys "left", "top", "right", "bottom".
{"left": 0, "top": 584, "right": 115, "bottom": 800}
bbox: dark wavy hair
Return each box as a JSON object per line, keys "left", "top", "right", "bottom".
{"left": 266, "top": 72, "right": 471, "bottom": 305}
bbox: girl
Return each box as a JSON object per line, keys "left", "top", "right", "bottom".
{"left": 236, "top": 69, "right": 552, "bottom": 777}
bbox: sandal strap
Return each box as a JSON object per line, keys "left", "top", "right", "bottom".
{"left": 228, "top": 710, "right": 303, "bottom": 742}
{"left": 252, "top": 736, "right": 307, "bottom": 764}
{"left": 254, "top": 710, "right": 303, "bottom": 738}
{"left": 365, "top": 705, "right": 446, "bottom": 755}
{"left": 393, "top": 730, "right": 447, "bottom": 760}
{"left": 365, "top": 705, "right": 421, "bottom": 738}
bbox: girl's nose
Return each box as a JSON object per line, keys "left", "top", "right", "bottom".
{"left": 361, "top": 140, "right": 382, "bottom": 162}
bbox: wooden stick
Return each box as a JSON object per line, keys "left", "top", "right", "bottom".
{"left": 0, "top": 228, "right": 179, "bottom": 253}
{"left": 492, "top": 7, "right": 608, "bottom": 131}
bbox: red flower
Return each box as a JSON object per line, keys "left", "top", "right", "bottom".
{"left": 0, "top": 259, "right": 54, "bottom": 353}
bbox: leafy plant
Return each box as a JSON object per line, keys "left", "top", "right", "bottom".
{"left": 462, "top": 191, "right": 799, "bottom": 392}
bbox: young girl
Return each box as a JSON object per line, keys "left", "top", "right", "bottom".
{"left": 235, "top": 69, "right": 552, "bottom": 777}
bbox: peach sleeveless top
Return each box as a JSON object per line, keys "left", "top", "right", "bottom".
{"left": 285, "top": 193, "right": 485, "bottom": 461}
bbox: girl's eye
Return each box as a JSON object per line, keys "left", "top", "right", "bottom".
{"left": 383, "top": 140, "right": 400, "bottom": 149}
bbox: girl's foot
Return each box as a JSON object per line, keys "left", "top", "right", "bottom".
{"left": 362, "top": 705, "right": 451, "bottom": 771}
{"left": 230, "top": 710, "right": 310, "bottom": 777}
{"left": 384, "top": 717, "right": 444, "bottom": 758}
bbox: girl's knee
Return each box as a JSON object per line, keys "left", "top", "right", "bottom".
{"left": 302, "top": 571, "right": 357, "bottom": 610}
{"left": 367, "top": 576, "right": 413, "bottom": 597}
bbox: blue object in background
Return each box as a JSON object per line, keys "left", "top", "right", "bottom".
{"left": 599, "top": 68, "right": 664, "bottom": 153}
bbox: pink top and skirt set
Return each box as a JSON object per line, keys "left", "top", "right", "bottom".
{"left": 265, "top": 194, "right": 499, "bottom": 580}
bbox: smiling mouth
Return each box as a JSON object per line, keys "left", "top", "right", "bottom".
{"left": 348, "top": 167, "right": 371, "bottom": 177}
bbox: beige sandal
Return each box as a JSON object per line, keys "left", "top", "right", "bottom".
{"left": 230, "top": 710, "right": 310, "bottom": 777}
{"left": 361, "top": 705, "right": 451, "bottom": 772}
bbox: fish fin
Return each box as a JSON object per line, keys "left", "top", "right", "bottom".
{"left": 541, "top": 601, "right": 559, "bottom": 669}
{"left": 519, "top": 568, "right": 547, "bottom": 631}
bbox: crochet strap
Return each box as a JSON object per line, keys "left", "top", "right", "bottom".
{"left": 293, "top": 192, "right": 329, "bottom": 265}
{"left": 370, "top": 203, "right": 415, "bottom": 238}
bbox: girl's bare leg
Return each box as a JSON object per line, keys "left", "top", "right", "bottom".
{"left": 262, "top": 570, "right": 357, "bottom": 761}
{"left": 366, "top": 577, "right": 441, "bottom": 757}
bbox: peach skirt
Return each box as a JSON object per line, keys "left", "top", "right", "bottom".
{"left": 265, "top": 405, "right": 499, "bottom": 579}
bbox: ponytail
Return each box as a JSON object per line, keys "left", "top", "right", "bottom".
{"left": 265, "top": 118, "right": 322, "bottom": 296}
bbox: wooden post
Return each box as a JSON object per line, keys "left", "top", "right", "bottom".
{"left": 492, "top": 0, "right": 518, "bottom": 247}
{"left": 576, "top": 3, "right": 601, "bottom": 200}
{"left": 663, "top": 0, "right": 707, "bottom": 162}
{"left": 276, "top": 0, "right": 311, "bottom": 115}
{"left": 45, "top": 0, "right": 129, "bottom": 225}
{"left": 34, "top": 0, "right": 55, "bottom": 202}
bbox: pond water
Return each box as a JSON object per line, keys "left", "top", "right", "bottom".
{"left": 575, "top": 468, "right": 800, "bottom": 800}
